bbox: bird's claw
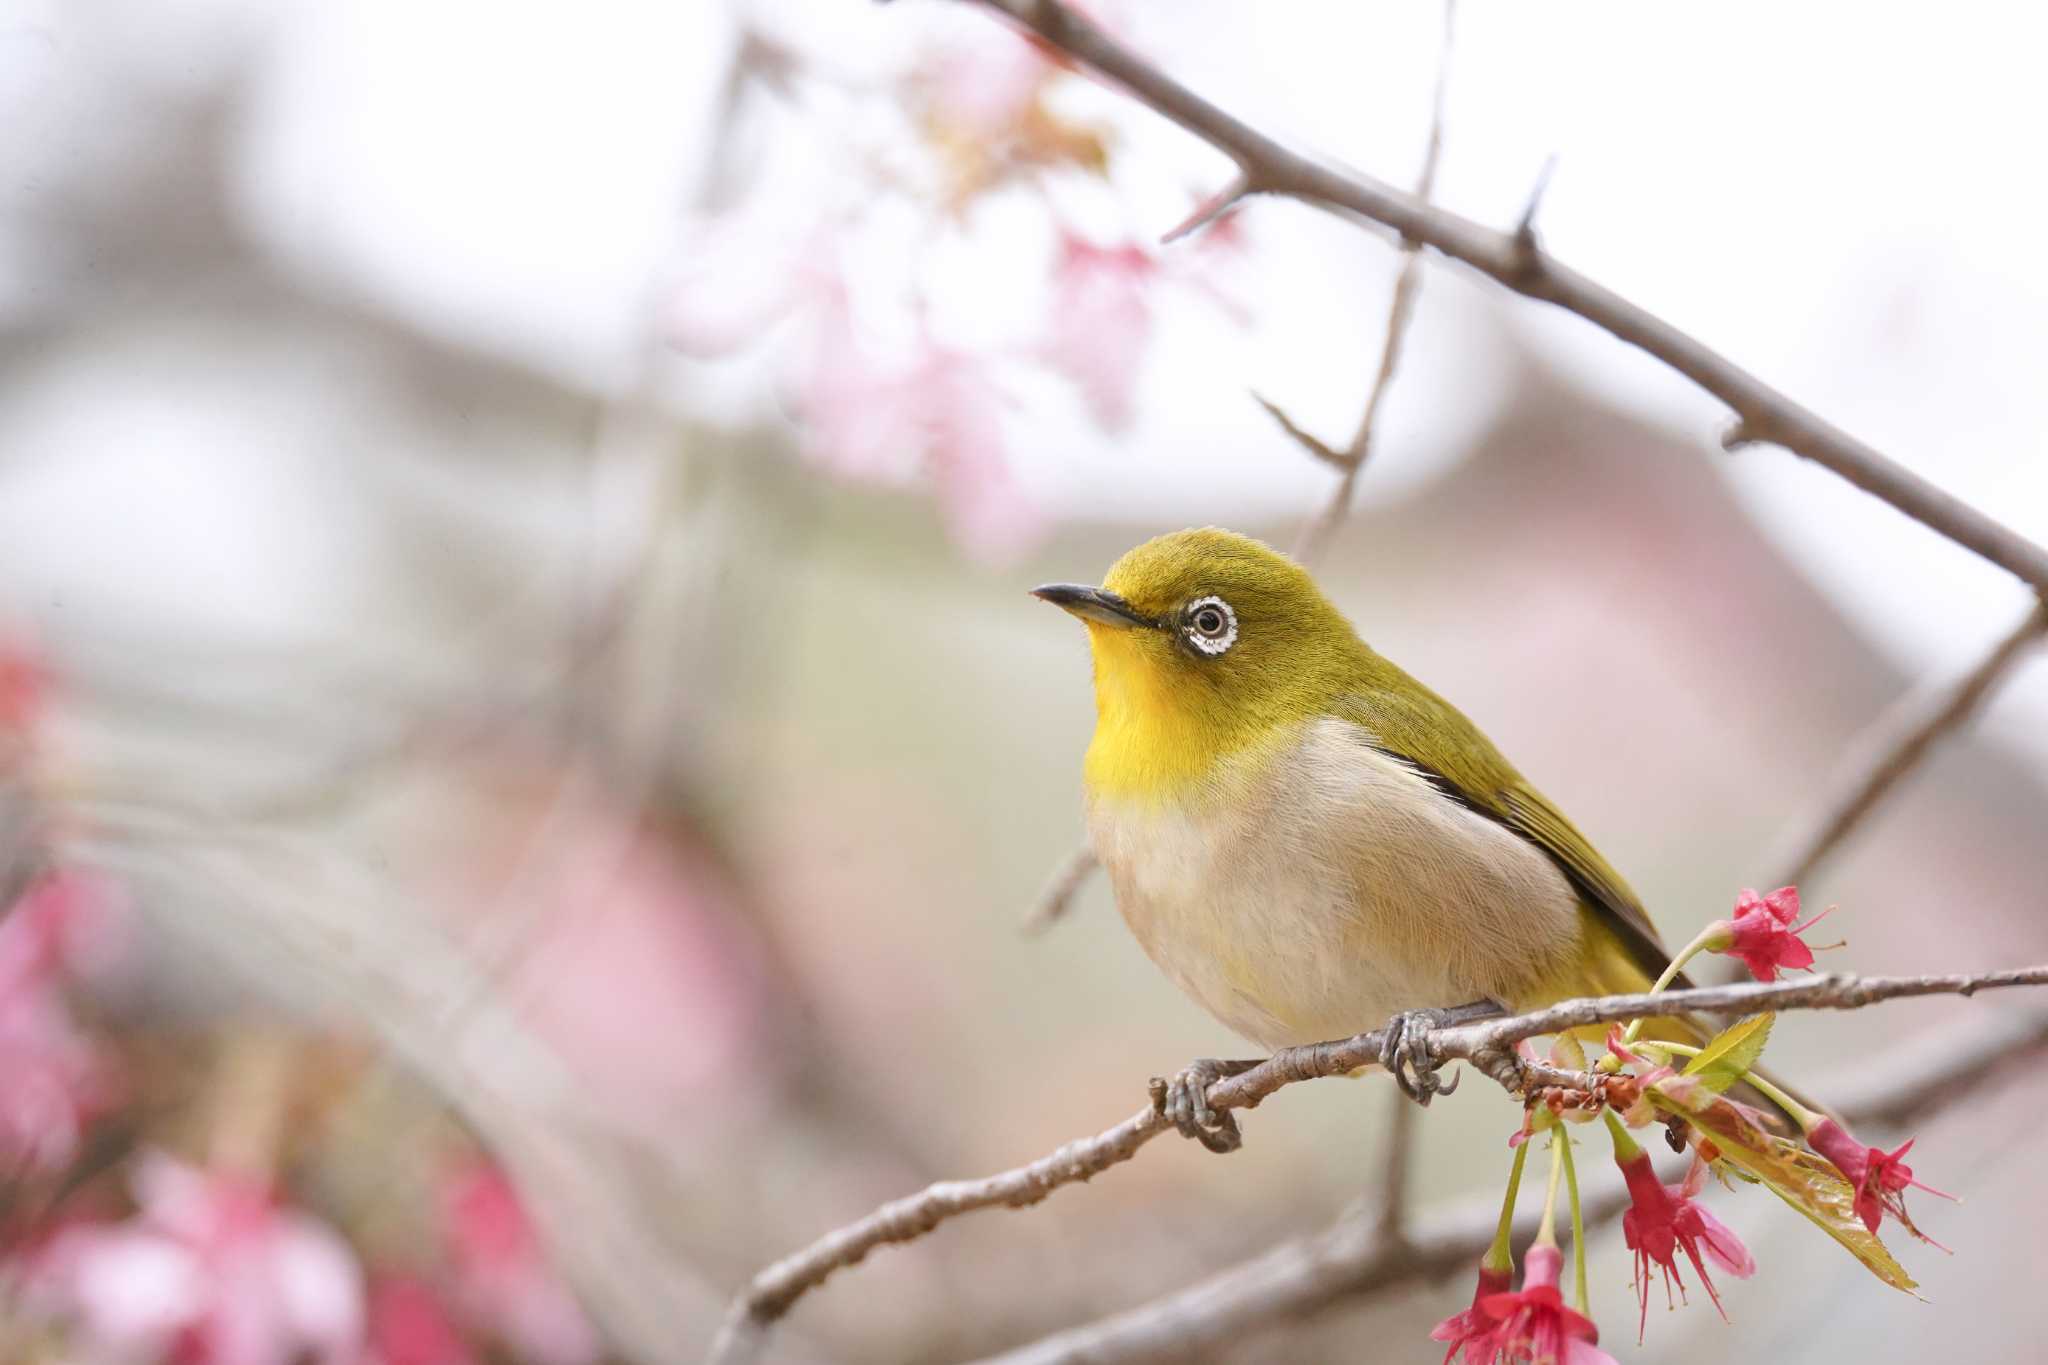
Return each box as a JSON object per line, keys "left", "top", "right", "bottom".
{"left": 1380, "top": 1008, "right": 1458, "bottom": 1106}
{"left": 1150, "top": 1058, "right": 1257, "bottom": 1153}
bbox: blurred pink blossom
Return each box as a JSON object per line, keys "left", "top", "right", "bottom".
{"left": 0, "top": 872, "right": 128, "bottom": 1173}
{"left": 0, "top": 869, "right": 132, "bottom": 988}
{"left": 0, "top": 631, "right": 42, "bottom": 743}
{"left": 453, "top": 792, "right": 780, "bottom": 1136}
{"left": 799, "top": 285, "right": 1040, "bottom": 559}
{"left": 1041, "top": 229, "right": 1157, "bottom": 431}
{"left": 904, "top": 343, "right": 1041, "bottom": 561}
{"left": 0, "top": 978, "right": 110, "bottom": 1174}
{"left": 439, "top": 1162, "right": 598, "bottom": 1365}
{"left": 363, "top": 1276, "right": 477, "bottom": 1365}
{"left": 30, "top": 1151, "right": 363, "bottom": 1365}
{"left": 916, "top": 23, "right": 1054, "bottom": 136}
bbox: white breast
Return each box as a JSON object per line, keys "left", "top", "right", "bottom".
{"left": 1088, "top": 716, "right": 1580, "bottom": 1051}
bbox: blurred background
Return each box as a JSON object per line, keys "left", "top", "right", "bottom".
{"left": 3, "top": 1, "right": 2046, "bottom": 1361}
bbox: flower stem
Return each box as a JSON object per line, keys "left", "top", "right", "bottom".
{"left": 1536, "top": 1131, "right": 1565, "bottom": 1248}
{"left": 1483, "top": 1139, "right": 1531, "bottom": 1274}
{"left": 1631, "top": 1040, "right": 1820, "bottom": 1131}
{"left": 1555, "top": 1130, "right": 1588, "bottom": 1316}
{"left": 1619, "top": 921, "right": 1724, "bottom": 1047}
{"left": 1601, "top": 1106, "right": 1642, "bottom": 1161}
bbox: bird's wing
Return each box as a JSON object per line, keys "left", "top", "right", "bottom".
{"left": 1332, "top": 671, "right": 1680, "bottom": 987}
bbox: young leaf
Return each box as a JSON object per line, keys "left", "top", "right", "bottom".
{"left": 1648, "top": 1075, "right": 1919, "bottom": 1295}
{"left": 1682, "top": 1013, "right": 1775, "bottom": 1096}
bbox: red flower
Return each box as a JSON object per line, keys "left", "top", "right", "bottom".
{"left": 1806, "top": 1116, "right": 1956, "bottom": 1245}
{"left": 1476, "top": 1244, "right": 1617, "bottom": 1365}
{"left": 1430, "top": 1263, "right": 1511, "bottom": 1364}
{"left": 1615, "top": 1147, "right": 1755, "bottom": 1339}
{"left": 1707, "top": 886, "right": 1833, "bottom": 982}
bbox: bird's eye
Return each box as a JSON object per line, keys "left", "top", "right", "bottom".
{"left": 1182, "top": 596, "right": 1238, "bottom": 656}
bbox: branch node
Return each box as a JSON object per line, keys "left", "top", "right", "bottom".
{"left": 1252, "top": 392, "right": 1351, "bottom": 470}
{"left": 1722, "top": 417, "right": 1768, "bottom": 451}
{"left": 1509, "top": 153, "right": 1558, "bottom": 275}
{"left": 1162, "top": 174, "right": 1253, "bottom": 245}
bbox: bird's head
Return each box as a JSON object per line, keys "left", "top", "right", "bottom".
{"left": 1035, "top": 528, "right": 1363, "bottom": 782}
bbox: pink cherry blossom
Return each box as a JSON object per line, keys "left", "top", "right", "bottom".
{"left": 1706, "top": 886, "right": 1834, "bottom": 982}
{"left": 1041, "top": 229, "right": 1157, "bottom": 431}
{"left": 30, "top": 1151, "right": 363, "bottom": 1365}
{"left": 0, "top": 872, "right": 126, "bottom": 1173}
{"left": 0, "top": 979, "right": 111, "bottom": 1174}
{"left": 1806, "top": 1116, "right": 1956, "bottom": 1246}
{"left": 1476, "top": 1243, "right": 1616, "bottom": 1365}
{"left": 1430, "top": 1262, "right": 1511, "bottom": 1364}
{"left": 798, "top": 291, "right": 1040, "bottom": 560}
{"left": 0, "top": 631, "right": 42, "bottom": 743}
{"left": 440, "top": 1161, "right": 599, "bottom": 1365}
{"left": 1615, "top": 1146, "right": 1755, "bottom": 1339}
{"left": 917, "top": 21, "right": 1056, "bottom": 137}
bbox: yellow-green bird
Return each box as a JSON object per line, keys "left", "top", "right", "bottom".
{"left": 1035, "top": 527, "right": 1692, "bottom": 1150}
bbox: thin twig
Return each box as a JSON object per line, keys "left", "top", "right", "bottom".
{"left": 705, "top": 965, "right": 2048, "bottom": 1361}
{"left": 1160, "top": 173, "right": 1252, "bottom": 244}
{"left": 1250, "top": 392, "right": 1348, "bottom": 470}
{"left": 968, "top": 0, "right": 2048, "bottom": 595}
{"left": 1291, "top": 0, "right": 1455, "bottom": 564}
{"left": 1018, "top": 842, "right": 1098, "bottom": 935}
{"left": 969, "top": 1008, "right": 2048, "bottom": 1365}
{"left": 1768, "top": 597, "right": 2048, "bottom": 888}
{"left": 1371, "top": 1096, "right": 1416, "bottom": 1247}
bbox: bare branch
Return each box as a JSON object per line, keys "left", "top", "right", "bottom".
{"left": 1250, "top": 392, "right": 1348, "bottom": 470}
{"left": 1371, "top": 1095, "right": 1415, "bottom": 1247}
{"left": 1290, "top": 0, "right": 1454, "bottom": 564}
{"left": 706, "top": 965, "right": 2048, "bottom": 1361}
{"left": 968, "top": 0, "right": 2048, "bottom": 595}
{"left": 1018, "top": 842, "right": 1097, "bottom": 934}
{"left": 970, "top": 1008, "right": 2048, "bottom": 1365}
{"left": 1768, "top": 597, "right": 2048, "bottom": 888}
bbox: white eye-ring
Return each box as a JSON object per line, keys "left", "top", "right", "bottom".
{"left": 1183, "top": 595, "right": 1238, "bottom": 656}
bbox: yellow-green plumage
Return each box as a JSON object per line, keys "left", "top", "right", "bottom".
{"left": 1046, "top": 527, "right": 1683, "bottom": 1053}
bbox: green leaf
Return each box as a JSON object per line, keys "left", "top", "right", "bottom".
{"left": 1648, "top": 1075, "right": 1919, "bottom": 1296}
{"left": 1681, "top": 1013, "right": 1775, "bottom": 1096}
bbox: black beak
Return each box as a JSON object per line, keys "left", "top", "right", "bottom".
{"left": 1031, "top": 583, "right": 1157, "bottom": 629}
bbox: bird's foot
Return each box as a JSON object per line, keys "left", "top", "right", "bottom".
{"left": 1149, "top": 1058, "right": 1259, "bottom": 1153}
{"left": 1379, "top": 1000, "right": 1504, "bottom": 1106}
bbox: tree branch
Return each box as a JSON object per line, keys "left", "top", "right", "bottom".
{"left": 968, "top": 0, "right": 2048, "bottom": 595}
{"left": 1018, "top": 843, "right": 1100, "bottom": 936}
{"left": 969, "top": 1007, "right": 2048, "bottom": 1365}
{"left": 1768, "top": 597, "right": 2048, "bottom": 888}
{"left": 705, "top": 965, "right": 2048, "bottom": 1362}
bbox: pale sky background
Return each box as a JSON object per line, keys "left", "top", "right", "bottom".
{"left": 4, "top": 0, "right": 2046, "bottom": 754}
